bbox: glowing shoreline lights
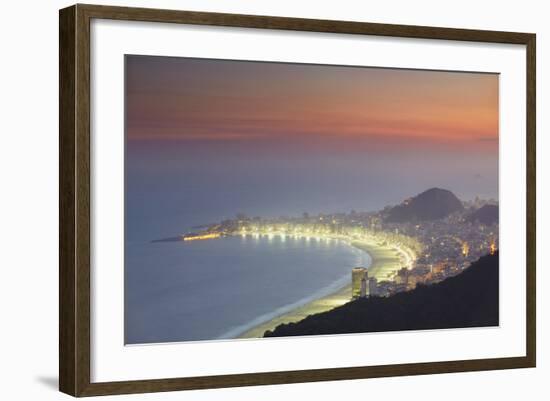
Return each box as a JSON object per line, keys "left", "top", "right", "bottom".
{"left": 179, "top": 214, "right": 497, "bottom": 300}
{"left": 182, "top": 232, "right": 222, "bottom": 241}
{"left": 188, "top": 223, "right": 420, "bottom": 263}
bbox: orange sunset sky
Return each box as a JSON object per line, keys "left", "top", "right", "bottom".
{"left": 126, "top": 56, "right": 498, "bottom": 152}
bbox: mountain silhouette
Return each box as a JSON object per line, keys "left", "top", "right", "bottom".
{"left": 467, "top": 204, "right": 498, "bottom": 225}
{"left": 385, "top": 188, "right": 464, "bottom": 223}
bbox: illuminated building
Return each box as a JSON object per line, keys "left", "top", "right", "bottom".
{"left": 432, "top": 263, "right": 445, "bottom": 274}
{"left": 368, "top": 277, "right": 378, "bottom": 297}
{"left": 360, "top": 277, "right": 367, "bottom": 298}
{"left": 352, "top": 267, "right": 368, "bottom": 299}
{"left": 462, "top": 242, "right": 469, "bottom": 257}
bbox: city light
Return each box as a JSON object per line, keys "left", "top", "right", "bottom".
{"left": 183, "top": 232, "right": 221, "bottom": 241}
{"left": 462, "top": 242, "right": 470, "bottom": 257}
{"left": 180, "top": 197, "right": 498, "bottom": 299}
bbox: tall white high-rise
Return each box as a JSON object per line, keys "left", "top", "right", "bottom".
{"left": 352, "top": 267, "right": 368, "bottom": 299}
{"left": 360, "top": 277, "right": 367, "bottom": 298}
{"left": 368, "top": 277, "right": 378, "bottom": 297}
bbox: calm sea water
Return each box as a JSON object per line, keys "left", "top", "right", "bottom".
{"left": 125, "top": 235, "right": 370, "bottom": 344}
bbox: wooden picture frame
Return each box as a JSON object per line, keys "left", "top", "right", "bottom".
{"left": 59, "top": 3, "right": 536, "bottom": 397}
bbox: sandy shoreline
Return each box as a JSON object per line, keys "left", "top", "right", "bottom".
{"left": 237, "top": 239, "right": 404, "bottom": 339}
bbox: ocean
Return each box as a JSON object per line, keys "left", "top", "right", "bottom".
{"left": 125, "top": 235, "right": 370, "bottom": 344}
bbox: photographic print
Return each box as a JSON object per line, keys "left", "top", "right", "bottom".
{"left": 124, "top": 55, "right": 499, "bottom": 345}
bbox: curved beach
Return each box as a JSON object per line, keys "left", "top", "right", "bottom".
{"left": 237, "top": 239, "right": 404, "bottom": 339}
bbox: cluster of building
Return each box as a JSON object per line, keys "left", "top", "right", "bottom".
{"left": 350, "top": 200, "right": 498, "bottom": 299}
{"left": 195, "top": 197, "right": 498, "bottom": 300}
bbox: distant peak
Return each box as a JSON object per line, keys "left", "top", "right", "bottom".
{"left": 427, "top": 187, "right": 445, "bottom": 191}
{"left": 385, "top": 188, "right": 463, "bottom": 223}
{"left": 420, "top": 187, "right": 454, "bottom": 195}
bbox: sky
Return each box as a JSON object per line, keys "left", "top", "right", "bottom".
{"left": 126, "top": 55, "right": 498, "bottom": 150}
{"left": 125, "top": 55, "right": 499, "bottom": 236}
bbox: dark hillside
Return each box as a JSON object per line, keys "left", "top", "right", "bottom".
{"left": 467, "top": 204, "right": 499, "bottom": 225}
{"left": 265, "top": 253, "right": 498, "bottom": 338}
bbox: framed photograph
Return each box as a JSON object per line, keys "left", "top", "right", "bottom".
{"left": 59, "top": 4, "right": 536, "bottom": 397}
